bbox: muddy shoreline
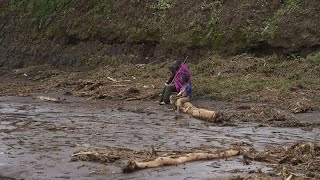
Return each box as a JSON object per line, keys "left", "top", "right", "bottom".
{"left": 0, "top": 93, "right": 319, "bottom": 179}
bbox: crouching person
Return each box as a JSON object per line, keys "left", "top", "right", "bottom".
{"left": 170, "top": 75, "right": 192, "bottom": 115}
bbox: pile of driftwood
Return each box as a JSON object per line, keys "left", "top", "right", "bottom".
{"left": 71, "top": 142, "right": 319, "bottom": 179}
{"left": 243, "top": 142, "right": 320, "bottom": 179}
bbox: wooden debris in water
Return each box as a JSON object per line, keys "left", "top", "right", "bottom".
{"left": 71, "top": 151, "right": 121, "bottom": 163}
{"left": 38, "top": 96, "right": 61, "bottom": 103}
{"left": 123, "top": 148, "right": 241, "bottom": 173}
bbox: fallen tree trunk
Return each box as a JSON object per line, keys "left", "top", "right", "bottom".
{"left": 123, "top": 148, "right": 241, "bottom": 173}
{"left": 178, "top": 102, "right": 221, "bottom": 122}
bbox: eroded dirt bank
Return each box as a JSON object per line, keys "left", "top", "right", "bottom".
{"left": 0, "top": 94, "right": 319, "bottom": 180}
{"left": 1, "top": 0, "right": 320, "bottom": 68}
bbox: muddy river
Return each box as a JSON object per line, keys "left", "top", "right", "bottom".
{"left": 0, "top": 95, "right": 319, "bottom": 180}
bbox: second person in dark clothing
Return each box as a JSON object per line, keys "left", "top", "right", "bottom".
{"left": 159, "top": 60, "right": 192, "bottom": 105}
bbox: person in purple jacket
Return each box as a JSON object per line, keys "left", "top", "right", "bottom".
{"left": 170, "top": 75, "right": 192, "bottom": 114}
{"left": 159, "top": 60, "right": 192, "bottom": 105}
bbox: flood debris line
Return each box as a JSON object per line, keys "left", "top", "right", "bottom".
{"left": 122, "top": 148, "right": 242, "bottom": 173}
{"left": 225, "top": 104, "right": 320, "bottom": 127}
{"left": 45, "top": 125, "right": 77, "bottom": 132}
{"left": 242, "top": 142, "right": 320, "bottom": 179}
{"left": 70, "top": 145, "right": 244, "bottom": 173}
{"left": 124, "top": 92, "right": 160, "bottom": 101}
{"left": 291, "top": 98, "right": 315, "bottom": 114}
{"left": 56, "top": 78, "right": 160, "bottom": 101}
{"left": 71, "top": 146, "right": 149, "bottom": 164}
{"left": 71, "top": 151, "right": 121, "bottom": 163}
{"left": 117, "top": 107, "right": 154, "bottom": 114}
{"left": 231, "top": 104, "right": 293, "bottom": 123}
{"left": 70, "top": 142, "right": 319, "bottom": 179}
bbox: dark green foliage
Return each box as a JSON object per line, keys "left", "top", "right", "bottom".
{"left": 7, "top": 0, "right": 320, "bottom": 55}
{"left": 11, "top": 0, "right": 71, "bottom": 23}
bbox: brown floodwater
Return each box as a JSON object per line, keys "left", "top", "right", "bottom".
{"left": 0, "top": 94, "right": 319, "bottom": 180}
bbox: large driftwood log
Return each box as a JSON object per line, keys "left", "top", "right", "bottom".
{"left": 123, "top": 149, "right": 241, "bottom": 173}
{"left": 179, "top": 102, "right": 220, "bottom": 122}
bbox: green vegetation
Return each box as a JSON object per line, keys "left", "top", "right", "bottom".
{"left": 84, "top": 53, "right": 319, "bottom": 101}
{"left": 6, "top": 0, "right": 318, "bottom": 55}
{"left": 262, "top": 0, "right": 301, "bottom": 39}
{"left": 306, "top": 52, "right": 320, "bottom": 62}
{"left": 85, "top": 54, "right": 168, "bottom": 81}
{"left": 85, "top": 0, "right": 113, "bottom": 18}
{"left": 127, "top": 26, "right": 160, "bottom": 42}
{"left": 152, "top": 0, "right": 173, "bottom": 10}
{"left": 186, "top": 1, "right": 222, "bottom": 48}
{"left": 45, "top": 26, "right": 60, "bottom": 38}
{"left": 199, "top": 1, "right": 223, "bottom": 11}
{"left": 11, "top": 0, "right": 71, "bottom": 23}
{"left": 190, "top": 55, "right": 318, "bottom": 100}
{"left": 85, "top": 54, "right": 123, "bottom": 67}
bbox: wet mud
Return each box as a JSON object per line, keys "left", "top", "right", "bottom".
{"left": 0, "top": 94, "right": 319, "bottom": 179}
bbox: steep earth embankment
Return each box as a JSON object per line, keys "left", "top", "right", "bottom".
{"left": 0, "top": 0, "right": 319, "bottom": 68}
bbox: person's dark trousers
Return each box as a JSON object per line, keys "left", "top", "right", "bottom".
{"left": 163, "top": 84, "right": 177, "bottom": 104}
{"left": 159, "top": 86, "right": 166, "bottom": 102}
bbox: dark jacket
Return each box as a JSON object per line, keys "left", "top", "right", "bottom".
{"left": 166, "top": 64, "right": 180, "bottom": 84}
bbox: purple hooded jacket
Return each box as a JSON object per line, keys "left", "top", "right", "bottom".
{"left": 173, "top": 64, "right": 192, "bottom": 91}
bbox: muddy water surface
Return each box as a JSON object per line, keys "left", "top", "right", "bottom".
{"left": 0, "top": 95, "right": 319, "bottom": 180}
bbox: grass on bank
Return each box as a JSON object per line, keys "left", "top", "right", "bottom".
{"left": 10, "top": 53, "right": 319, "bottom": 104}
{"left": 83, "top": 53, "right": 320, "bottom": 101}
